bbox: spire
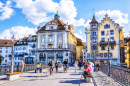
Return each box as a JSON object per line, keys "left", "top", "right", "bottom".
{"left": 89, "top": 9, "right": 98, "bottom": 24}
{"left": 54, "top": 11, "right": 60, "bottom": 20}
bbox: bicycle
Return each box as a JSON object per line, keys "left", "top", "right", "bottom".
{"left": 63, "top": 64, "right": 67, "bottom": 73}
{"left": 49, "top": 66, "right": 53, "bottom": 75}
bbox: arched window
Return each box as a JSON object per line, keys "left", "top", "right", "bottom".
{"left": 47, "top": 53, "right": 54, "bottom": 57}
{"left": 48, "top": 44, "right": 53, "bottom": 48}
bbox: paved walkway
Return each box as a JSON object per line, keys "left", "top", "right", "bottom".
{"left": 0, "top": 67, "right": 122, "bottom": 86}
{"left": 0, "top": 67, "right": 93, "bottom": 86}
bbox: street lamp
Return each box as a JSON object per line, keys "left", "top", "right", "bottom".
{"left": 106, "top": 31, "right": 110, "bottom": 76}
{"left": 11, "top": 35, "right": 15, "bottom": 73}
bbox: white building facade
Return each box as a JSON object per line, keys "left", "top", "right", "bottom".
{"left": 36, "top": 12, "right": 76, "bottom": 64}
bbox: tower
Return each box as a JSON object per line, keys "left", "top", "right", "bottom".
{"left": 89, "top": 10, "right": 98, "bottom": 53}
{"left": 54, "top": 11, "right": 60, "bottom": 20}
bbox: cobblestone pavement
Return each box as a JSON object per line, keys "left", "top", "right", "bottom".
{"left": 93, "top": 71, "right": 122, "bottom": 86}
{"left": 0, "top": 67, "right": 94, "bottom": 86}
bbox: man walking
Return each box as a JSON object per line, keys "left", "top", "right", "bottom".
{"left": 21, "top": 59, "right": 25, "bottom": 73}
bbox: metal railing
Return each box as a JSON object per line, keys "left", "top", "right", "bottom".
{"left": 100, "top": 63, "right": 130, "bottom": 86}
{"left": 0, "top": 64, "right": 47, "bottom": 76}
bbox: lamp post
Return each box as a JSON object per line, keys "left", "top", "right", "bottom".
{"left": 106, "top": 31, "right": 110, "bottom": 77}
{"left": 11, "top": 35, "right": 15, "bottom": 73}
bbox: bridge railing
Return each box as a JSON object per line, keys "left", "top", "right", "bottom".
{"left": 0, "top": 64, "right": 47, "bottom": 76}
{"left": 100, "top": 63, "right": 130, "bottom": 86}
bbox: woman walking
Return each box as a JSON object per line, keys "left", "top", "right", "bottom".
{"left": 74, "top": 61, "right": 78, "bottom": 73}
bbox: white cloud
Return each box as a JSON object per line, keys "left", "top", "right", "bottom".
{"left": 0, "top": 26, "right": 36, "bottom": 39}
{"left": 75, "top": 33, "right": 85, "bottom": 42}
{"left": 124, "top": 32, "right": 130, "bottom": 37}
{"left": 13, "top": 0, "right": 86, "bottom": 26}
{"left": 0, "top": 1, "right": 14, "bottom": 20}
{"left": 84, "top": 19, "right": 91, "bottom": 27}
{"left": 95, "top": 10, "right": 129, "bottom": 26}
{"left": 78, "top": 30, "right": 82, "bottom": 34}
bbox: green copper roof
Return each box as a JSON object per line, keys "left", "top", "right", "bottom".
{"left": 55, "top": 12, "right": 60, "bottom": 16}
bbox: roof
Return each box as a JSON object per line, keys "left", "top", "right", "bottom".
{"left": 89, "top": 15, "right": 98, "bottom": 24}
{"left": 0, "top": 39, "right": 18, "bottom": 47}
{"left": 76, "top": 38, "right": 83, "bottom": 46}
{"left": 38, "top": 19, "right": 71, "bottom": 31}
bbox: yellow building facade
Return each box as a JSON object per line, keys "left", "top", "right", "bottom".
{"left": 85, "top": 14, "right": 123, "bottom": 66}
{"left": 76, "top": 38, "right": 83, "bottom": 61}
{"left": 127, "top": 38, "right": 130, "bottom": 68}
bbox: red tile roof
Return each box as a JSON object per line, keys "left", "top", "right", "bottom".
{"left": 0, "top": 39, "right": 18, "bottom": 47}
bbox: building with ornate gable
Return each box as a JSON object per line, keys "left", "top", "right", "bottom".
{"left": 85, "top": 13, "right": 124, "bottom": 66}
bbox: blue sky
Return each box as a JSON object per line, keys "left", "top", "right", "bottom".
{"left": 0, "top": 0, "right": 130, "bottom": 41}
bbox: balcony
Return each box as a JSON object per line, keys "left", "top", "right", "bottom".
{"left": 109, "top": 41, "right": 116, "bottom": 44}
{"left": 99, "top": 40, "right": 108, "bottom": 45}
{"left": 36, "top": 48, "right": 70, "bottom": 51}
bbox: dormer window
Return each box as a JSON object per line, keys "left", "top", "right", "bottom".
{"left": 33, "top": 37, "right": 36, "bottom": 40}
{"left": 30, "top": 38, "right": 32, "bottom": 41}
{"left": 24, "top": 42, "right": 26, "bottom": 44}
{"left": 49, "top": 26, "right": 53, "bottom": 30}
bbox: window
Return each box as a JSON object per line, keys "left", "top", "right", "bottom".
{"left": 41, "top": 38, "right": 45, "bottom": 43}
{"left": 41, "top": 33, "right": 45, "bottom": 36}
{"left": 5, "top": 55, "right": 7, "bottom": 57}
{"left": 29, "top": 49, "right": 31, "bottom": 52}
{"left": 30, "top": 38, "right": 32, "bottom": 41}
{"left": 16, "top": 48, "right": 17, "bottom": 51}
{"left": 9, "top": 57, "right": 11, "bottom": 60}
{"left": 111, "top": 45, "right": 114, "bottom": 50}
{"left": 0, "top": 50, "right": 2, "bottom": 53}
{"left": 104, "top": 24, "right": 110, "bottom": 28}
{"left": 48, "top": 44, "right": 53, "bottom": 48}
{"left": 0, "top": 47, "right": 2, "bottom": 49}
{"left": 101, "top": 46, "right": 105, "bottom": 50}
{"left": 6, "top": 50, "right": 8, "bottom": 53}
{"left": 49, "top": 26, "right": 53, "bottom": 30}
{"left": 29, "top": 44, "right": 32, "bottom": 47}
{"left": 58, "top": 32, "right": 62, "bottom": 35}
{"left": 58, "top": 38, "right": 62, "bottom": 42}
{"left": 6, "top": 47, "right": 8, "bottom": 49}
{"left": 23, "top": 47, "right": 26, "bottom": 50}
{"left": 24, "top": 42, "right": 26, "bottom": 44}
{"left": 5, "top": 59, "right": 7, "bottom": 62}
{"left": 110, "top": 37, "right": 114, "bottom": 41}
{"left": 49, "top": 32, "right": 53, "bottom": 36}
{"left": 48, "top": 38, "right": 53, "bottom": 42}
{"left": 101, "top": 38, "right": 105, "bottom": 41}
{"left": 41, "top": 45, "right": 45, "bottom": 48}
{"left": 110, "top": 30, "right": 114, "bottom": 35}
{"left": 58, "top": 44, "right": 62, "bottom": 48}
{"left": 33, "top": 37, "right": 36, "bottom": 40}
{"left": 101, "top": 31, "right": 105, "bottom": 36}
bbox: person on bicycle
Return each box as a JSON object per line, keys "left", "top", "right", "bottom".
{"left": 63, "top": 59, "right": 68, "bottom": 72}
{"left": 48, "top": 59, "right": 53, "bottom": 75}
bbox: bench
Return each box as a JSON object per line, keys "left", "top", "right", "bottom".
{"left": 5, "top": 72, "right": 21, "bottom": 81}
{"left": 35, "top": 69, "right": 40, "bottom": 73}
{"left": 84, "top": 74, "right": 92, "bottom": 83}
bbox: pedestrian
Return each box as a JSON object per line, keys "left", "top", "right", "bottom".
{"left": 21, "top": 59, "right": 25, "bottom": 73}
{"left": 94, "top": 60, "right": 97, "bottom": 72}
{"left": 88, "top": 62, "right": 93, "bottom": 74}
{"left": 73, "top": 61, "right": 78, "bottom": 73}
{"left": 96, "top": 60, "right": 100, "bottom": 71}
{"left": 55, "top": 61, "right": 59, "bottom": 73}
{"left": 78, "top": 60, "right": 82, "bottom": 70}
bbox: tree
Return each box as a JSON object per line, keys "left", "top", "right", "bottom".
{"left": 0, "top": 55, "right": 4, "bottom": 65}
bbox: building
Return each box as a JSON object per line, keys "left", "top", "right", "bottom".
{"left": 36, "top": 12, "right": 77, "bottom": 64}
{"left": 85, "top": 13, "right": 124, "bottom": 66}
{"left": 76, "top": 38, "right": 86, "bottom": 62}
{"left": 82, "top": 42, "right": 86, "bottom": 62}
{"left": 127, "top": 38, "right": 130, "bottom": 68}
{"left": 124, "top": 37, "right": 129, "bottom": 63}
{"left": 76, "top": 38, "right": 83, "bottom": 61}
{"left": 14, "top": 34, "right": 36, "bottom": 65}
{"left": 0, "top": 39, "right": 17, "bottom": 65}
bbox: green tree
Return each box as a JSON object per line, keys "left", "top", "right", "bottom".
{"left": 0, "top": 55, "right": 4, "bottom": 64}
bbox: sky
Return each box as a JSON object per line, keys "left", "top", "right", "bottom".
{"left": 0, "top": 0, "right": 130, "bottom": 42}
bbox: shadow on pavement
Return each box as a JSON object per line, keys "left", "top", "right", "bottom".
{"left": 69, "top": 73, "right": 81, "bottom": 75}
{"left": 59, "top": 80, "right": 80, "bottom": 84}
{"left": 0, "top": 78, "right": 6, "bottom": 80}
